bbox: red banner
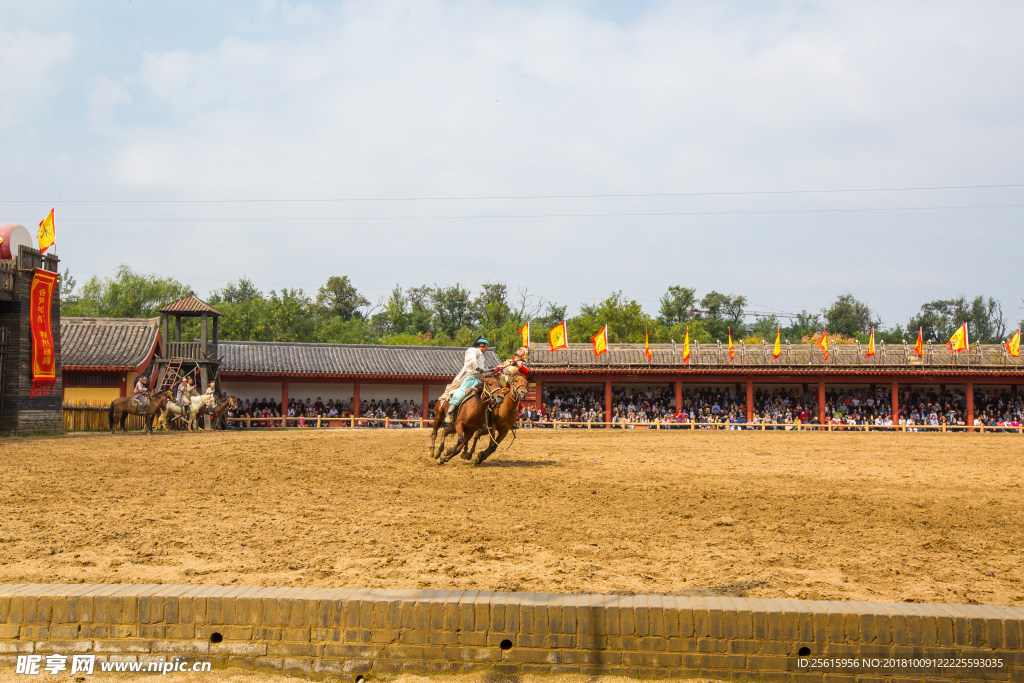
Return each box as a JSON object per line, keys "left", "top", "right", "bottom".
{"left": 29, "top": 269, "right": 59, "bottom": 398}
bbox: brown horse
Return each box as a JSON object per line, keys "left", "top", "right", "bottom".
{"left": 430, "top": 377, "right": 503, "bottom": 465}
{"left": 462, "top": 373, "right": 529, "bottom": 465}
{"left": 204, "top": 396, "right": 237, "bottom": 430}
{"left": 108, "top": 390, "right": 171, "bottom": 434}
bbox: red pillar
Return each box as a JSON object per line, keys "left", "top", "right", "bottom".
{"left": 746, "top": 379, "right": 753, "bottom": 423}
{"left": 605, "top": 378, "right": 613, "bottom": 429}
{"left": 120, "top": 374, "right": 128, "bottom": 398}
{"left": 818, "top": 381, "right": 826, "bottom": 425}
{"left": 422, "top": 383, "right": 430, "bottom": 420}
{"left": 966, "top": 381, "right": 974, "bottom": 431}
{"left": 891, "top": 380, "right": 898, "bottom": 424}
{"left": 674, "top": 379, "right": 682, "bottom": 416}
{"left": 353, "top": 382, "right": 361, "bottom": 418}
{"left": 281, "top": 380, "right": 289, "bottom": 415}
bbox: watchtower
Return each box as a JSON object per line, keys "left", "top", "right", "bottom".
{"left": 151, "top": 293, "right": 224, "bottom": 394}
{"left": 0, "top": 224, "right": 61, "bottom": 433}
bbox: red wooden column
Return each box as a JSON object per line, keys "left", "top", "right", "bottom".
{"left": 818, "top": 381, "right": 826, "bottom": 425}
{"left": 119, "top": 374, "right": 128, "bottom": 398}
{"left": 674, "top": 379, "right": 682, "bottom": 417}
{"left": 353, "top": 382, "right": 361, "bottom": 418}
{"left": 966, "top": 381, "right": 974, "bottom": 431}
{"left": 746, "top": 379, "right": 753, "bottom": 423}
{"left": 891, "top": 380, "right": 898, "bottom": 424}
{"left": 422, "top": 384, "right": 430, "bottom": 420}
{"left": 605, "top": 378, "right": 613, "bottom": 428}
{"left": 281, "top": 380, "right": 289, "bottom": 414}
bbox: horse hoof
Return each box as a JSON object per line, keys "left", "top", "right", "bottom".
{"left": 435, "top": 457, "right": 446, "bottom": 466}
{"left": 460, "top": 452, "right": 472, "bottom": 460}
{"left": 471, "top": 456, "right": 481, "bottom": 466}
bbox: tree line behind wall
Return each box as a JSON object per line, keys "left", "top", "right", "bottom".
{"left": 58, "top": 266, "right": 1017, "bottom": 358}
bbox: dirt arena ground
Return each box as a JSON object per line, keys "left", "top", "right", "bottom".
{"left": 0, "top": 428, "right": 1021, "bottom": 606}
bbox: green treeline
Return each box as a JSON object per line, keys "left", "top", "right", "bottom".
{"left": 58, "top": 266, "right": 1016, "bottom": 357}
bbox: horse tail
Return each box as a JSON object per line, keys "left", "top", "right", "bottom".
{"left": 108, "top": 402, "right": 115, "bottom": 431}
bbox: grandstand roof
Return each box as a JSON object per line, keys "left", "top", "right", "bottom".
{"left": 61, "top": 317, "right": 162, "bottom": 372}
{"left": 218, "top": 341, "right": 501, "bottom": 379}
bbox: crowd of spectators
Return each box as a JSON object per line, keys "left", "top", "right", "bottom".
{"left": 517, "top": 384, "right": 1024, "bottom": 431}
{"left": 224, "top": 396, "right": 426, "bottom": 428}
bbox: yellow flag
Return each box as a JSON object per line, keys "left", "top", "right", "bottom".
{"left": 682, "top": 327, "right": 690, "bottom": 362}
{"left": 728, "top": 327, "right": 734, "bottom": 361}
{"left": 37, "top": 208, "right": 55, "bottom": 254}
{"left": 518, "top": 322, "right": 530, "bottom": 348}
{"left": 591, "top": 325, "right": 608, "bottom": 358}
{"left": 772, "top": 328, "right": 781, "bottom": 359}
{"left": 818, "top": 327, "right": 829, "bottom": 361}
{"left": 865, "top": 328, "right": 875, "bottom": 358}
{"left": 549, "top": 321, "right": 567, "bottom": 352}
{"left": 1006, "top": 329, "right": 1020, "bottom": 358}
{"left": 948, "top": 323, "right": 968, "bottom": 353}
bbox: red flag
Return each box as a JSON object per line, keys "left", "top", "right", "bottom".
{"left": 728, "top": 328, "right": 734, "bottom": 362}
{"left": 817, "top": 327, "right": 828, "bottom": 361}
{"left": 644, "top": 327, "right": 652, "bottom": 362}
{"left": 591, "top": 325, "right": 608, "bottom": 358}
{"left": 914, "top": 327, "right": 924, "bottom": 357}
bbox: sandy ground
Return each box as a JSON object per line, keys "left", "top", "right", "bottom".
{"left": 0, "top": 428, "right": 1021, "bottom": 606}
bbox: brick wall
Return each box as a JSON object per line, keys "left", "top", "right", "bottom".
{"left": 1, "top": 585, "right": 1021, "bottom": 680}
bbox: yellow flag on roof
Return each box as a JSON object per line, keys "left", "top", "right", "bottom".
{"left": 948, "top": 323, "right": 968, "bottom": 354}
{"left": 37, "top": 208, "right": 55, "bottom": 254}
{"left": 682, "top": 327, "right": 691, "bottom": 362}
{"left": 549, "top": 321, "right": 567, "bottom": 352}
{"left": 591, "top": 325, "right": 608, "bottom": 358}
{"left": 1006, "top": 329, "right": 1020, "bottom": 358}
{"left": 773, "top": 328, "right": 781, "bottom": 359}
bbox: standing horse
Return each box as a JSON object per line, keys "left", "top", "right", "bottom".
{"left": 462, "top": 373, "right": 529, "bottom": 465}
{"left": 108, "top": 391, "right": 170, "bottom": 435}
{"left": 195, "top": 396, "right": 236, "bottom": 431}
{"left": 158, "top": 394, "right": 214, "bottom": 432}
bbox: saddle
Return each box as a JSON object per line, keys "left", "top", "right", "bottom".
{"left": 130, "top": 398, "right": 146, "bottom": 413}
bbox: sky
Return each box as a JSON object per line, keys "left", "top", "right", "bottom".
{"left": 2, "top": 0, "right": 1023, "bottom": 327}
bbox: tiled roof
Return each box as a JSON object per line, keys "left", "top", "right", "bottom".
{"left": 218, "top": 341, "right": 501, "bottom": 378}
{"left": 157, "top": 293, "right": 224, "bottom": 316}
{"left": 61, "top": 317, "right": 161, "bottom": 371}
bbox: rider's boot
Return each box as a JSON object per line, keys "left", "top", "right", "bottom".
{"left": 444, "top": 402, "right": 456, "bottom": 428}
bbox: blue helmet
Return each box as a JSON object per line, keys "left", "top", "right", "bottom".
{"left": 473, "top": 338, "right": 490, "bottom": 347}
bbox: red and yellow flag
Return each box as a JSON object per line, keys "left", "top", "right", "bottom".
{"left": 772, "top": 328, "right": 781, "bottom": 359}
{"left": 817, "top": 327, "right": 829, "bottom": 361}
{"left": 1005, "top": 329, "right": 1020, "bottom": 358}
{"left": 549, "top": 321, "right": 568, "bottom": 352}
{"left": 682, "top": 327, "right": 691, "bottom": 362}
{"left": 591, "top": 325, "right": 608, "bottom": 358}
{"left": 914, "top": 327, "right": 924, "bottom": 357}
{"left": 518, "top": 321, "right": 530, "bottom": 348}
{"left": 728, "top": 327, "right": 734, "bottom": 362}
{"left": 948, "top": 323, "right": 969, "bottom": 354}
{"left": 644, "top": 327, "right": 652, "bottom": 362}
{"left": 865, "top": 327, "right": 875, "bottom": 358}
{"left": 37, "top": 208, "right": 55, "bottom": 255}
{"left": 29, "top": 269, "right": 59, "bottom": 397}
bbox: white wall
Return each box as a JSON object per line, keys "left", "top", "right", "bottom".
{"left": 222, "top": 381, "right": 284, "bottom": 403}
{"left": 287, "top": 383, "right": 354, "bottom": 404}
{"left": 357, "top": 384, "right": 423, "bottom": 403}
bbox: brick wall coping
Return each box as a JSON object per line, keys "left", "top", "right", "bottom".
{"left": 1, "top": 584, "right": 1022, "bottom": 680}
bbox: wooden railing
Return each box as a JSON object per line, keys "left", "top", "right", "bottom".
{"left": 62, "top": 408, "right": 1023, "bottom": 433}
{"left": 17, "top": 244, "right": 59, "bottom": 273}
{"left": 166, "top": 342, "right": 202, "bottom": 359}
{"left": 0, "top": 261, "right": 14, "bottom": 294}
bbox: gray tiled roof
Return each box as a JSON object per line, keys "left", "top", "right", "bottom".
{"left": 61, "top": 317, "right": 161, "bottom": 370}
{"left": 218, "top": 341, "right": 501, "bottom": 378}
{"left": 157, "top": 293, "right": 224, "bottom": 316}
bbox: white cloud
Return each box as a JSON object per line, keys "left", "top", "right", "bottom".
{"left": 0, "top": 28, "right": 76, "bottom": 128}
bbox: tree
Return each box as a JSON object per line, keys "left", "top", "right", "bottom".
{"left": 405, "top": 286, "right": 435, "bottom": 334}
{"left": 58, "top": 269, "right": 78, "bottom": 314}
{"left": 749, "top": 315, "right": 780, "bottom": 341}
{"left": 785, "top": 310, "right": 822, "bottom": 341}
{"left": 907, "top": 295, "right": 1006, "bottom": 343}
{"left": 431, "top": 284, "right": 474, "bottom": 338}
{"left": 473, "top": 282, "right": 511, "bottom": 330}
{"left": 571, "top": 291, "right": 655, "bottom": 343}
{"left": 658, "top": 286, "right": 697, "bottom": 326}
{"left": 698, "top": 291, "right": 747, "bottom": 340}
{"left": 823, "top": 293, "right": 877, "bottom": 337}
{"left": 316, "top": 276, "right": 369, "bottom": 320}
{"left": 63, "top": 265, "right": 191, "bottom": 318}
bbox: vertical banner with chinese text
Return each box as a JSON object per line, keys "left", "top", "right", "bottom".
{"left": 29, "top": 269, "right": 58, "bottom": 397}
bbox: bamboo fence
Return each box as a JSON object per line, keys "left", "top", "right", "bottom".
{"left": 62, "top": 400, "right": 145, "bottom": 432}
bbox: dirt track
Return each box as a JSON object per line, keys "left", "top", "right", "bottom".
{"left": 0, "top": 428, "right": 1021, "bottom": 605}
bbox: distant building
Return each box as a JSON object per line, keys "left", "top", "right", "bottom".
{"left": 60, "top": 317, "right": 162, "bottom": 403}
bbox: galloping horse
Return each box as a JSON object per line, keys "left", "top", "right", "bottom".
{"left": 108, "top": 390, "right": 171, "bottom": 435}
{"left": 430, "top": 376, "right": 503, "bottom": 465}
{"left": 461, "top": 372, "right": 529, "bottom": 465}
